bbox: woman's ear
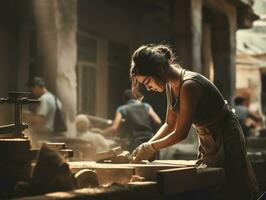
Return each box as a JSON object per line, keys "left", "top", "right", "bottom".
{"left": 154, "top": 67, "right": 167, "bottom": 85}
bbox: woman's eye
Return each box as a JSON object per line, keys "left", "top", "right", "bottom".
{"left": 146, "top": 79, "right": 151, "bottom": 85}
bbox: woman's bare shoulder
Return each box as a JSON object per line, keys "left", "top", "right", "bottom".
{"left": 180, "top": 80, "right": 203, "bottom": 99}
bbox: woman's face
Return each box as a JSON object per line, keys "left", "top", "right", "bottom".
{"left": 135, "top": 75, "right": 165, "bottom": 92}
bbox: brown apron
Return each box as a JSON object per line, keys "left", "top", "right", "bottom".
{"left": 194, "top": 103, "right": 258, "bottom": 200}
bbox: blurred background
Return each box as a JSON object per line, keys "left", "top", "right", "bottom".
{"left": 0, "top": 0, "right": 265, "bottom": 156}
{"left": 1, "top": 1, "right": 266, "bottom": 198}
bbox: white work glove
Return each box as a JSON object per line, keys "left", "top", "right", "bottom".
{"left": 131, "top": 142, "right": 157, "bottom": 163}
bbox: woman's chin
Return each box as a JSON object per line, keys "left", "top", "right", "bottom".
{"left": 156, "top": 88, "right": 165, "bottom": 93}
{"left": 160, "top": 86, "right": 166, "bottom": 92}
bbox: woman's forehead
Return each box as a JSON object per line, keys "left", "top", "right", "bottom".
{"left": 135, "top": 75, "right": 148, "bottom": 82}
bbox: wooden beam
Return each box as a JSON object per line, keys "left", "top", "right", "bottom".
{"left": 157, "top": 167, "right": 224, "bottom": 195}
{"left": 157, "top": 167, "right": 197, "bottom": 195}
{"left": 16, "top": 183, "right": 159, "bottom": 200}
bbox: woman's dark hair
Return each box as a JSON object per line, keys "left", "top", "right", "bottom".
{"left": 130, "top": 44, "right": 179, "bottom": 99}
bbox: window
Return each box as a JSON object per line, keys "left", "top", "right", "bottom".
{"left": 107, "top": 41, "right": 130, "bottom": 117}
{"left": 77, "top": 32, "right": 98, "bottom": 115}
{"left": 77, "top": 64, "right": 96, "bottom": 115}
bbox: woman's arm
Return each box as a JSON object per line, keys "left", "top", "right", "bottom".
{"left": 149, "top": 106, "right": 178, "bottom": 142}
{"left": 148, "top": 106, "right": 162, "bottom": 126}
{"left": 152, "top": 80, "right": 202, "bottom": 150}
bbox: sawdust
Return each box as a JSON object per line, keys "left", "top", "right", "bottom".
{"left": 129, "top": 175, "right": 145, "bottom": 182}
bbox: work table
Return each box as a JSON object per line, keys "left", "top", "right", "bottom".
{"left": 16, "top": 160, "right": 224, "bottom": 200}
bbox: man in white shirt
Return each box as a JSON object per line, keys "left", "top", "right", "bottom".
{"left": 25, "top": 77, "right": 62, "bottom": 147}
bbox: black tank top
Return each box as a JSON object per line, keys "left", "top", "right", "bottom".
{"left": 166, "top": 69, "right": 225, "bottom": 124}
{"left": 118, "top": 101, "right": 154, "bottom": 138}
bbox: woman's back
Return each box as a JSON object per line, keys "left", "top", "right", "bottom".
{"left": 168, "top": 70, "right": 225, "bottom": 124}
{"left": 184, "top": 70, "right": 225, "bottom": 123}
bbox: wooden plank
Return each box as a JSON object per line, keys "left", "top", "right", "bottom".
{"left": 95, "top": 167, "right": 135, "bottom": 185}
{"left": 151, "top": 159, "right": 197, "bottom": 166}
{"left": 15, "top": 183, "right": 159, "bottom": 200}
{"left": 69, "top": 161, "right": 135, "bottom": 185}
{"left": 94, "top": 147, "right": 123, "bottom": 162}
{"left": 157, "top": 167, "right": 197, "bottom": 195}
{"left": 69, "top": 161, "right": 187, "bottom": 170}
{"left": 69, "top": 161, "right": 187, "bottom": 172}
{"left": 110, "top": 151, "right": 130, "bottom": 163}
{"left": 41, "top": 142, "right": 66, "bottom": 150}
{"left": 134, "top": 165, "right": 181, "bottom": 181}
{"left": 0, "top": 138, "right": 31, "bottom": 160}
{"left": 157, "top": 167, "right": 224, "bottom": 195}
{"left": 196, "top": 168, "right": 225, "bottom": 187}
{"left": 69, "top": 161, "right": 188, "bottom": 184}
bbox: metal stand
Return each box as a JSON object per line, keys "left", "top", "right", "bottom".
{"left": 0, "top": 91, "right": 39, "bottom": 137}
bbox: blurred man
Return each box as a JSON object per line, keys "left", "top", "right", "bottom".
{"left": 75, "top": 114, "right": 115, "bottom": 153}
{"left": 102, "top": 89, "right": 162, "bottom": 152}
{"left": 24, "top": 77, "right": 62, "bottom": 146}
{"left": 234, "top": 96, "right": 262, "bottom": 137}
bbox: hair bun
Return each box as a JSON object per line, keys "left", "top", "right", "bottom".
{"left": 157, "top": 46, "right": 172, "bottom": 61}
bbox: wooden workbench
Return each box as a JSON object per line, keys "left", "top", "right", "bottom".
{"left": 15, "top": 160, "right": 224, "bottom": 200}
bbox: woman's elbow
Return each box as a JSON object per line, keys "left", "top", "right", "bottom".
{"left": 167, "top": 124, "right": 176, "bottom": 132}
{"left": 174, "top": 130, "right": 188, "bottom": 142}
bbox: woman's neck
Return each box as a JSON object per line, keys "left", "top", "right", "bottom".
{"left": 167, "top": 67, "right": 182, "bottom": 96}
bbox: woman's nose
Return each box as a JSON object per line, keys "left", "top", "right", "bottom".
{"left": 146, "top": 85, "right": 154, "bottom": 91}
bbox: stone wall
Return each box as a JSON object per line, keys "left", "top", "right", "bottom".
{"left": 33, "top": 0, "right": 78, "bottom": 137}
{"left": 0, "top": 0, "right": 31, "bottom": 125}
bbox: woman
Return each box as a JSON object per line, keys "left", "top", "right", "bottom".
{"left": 130, "top": 44, "right": 258, "bottom": 200}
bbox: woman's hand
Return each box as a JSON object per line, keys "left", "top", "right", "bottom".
{"left": 131, "top": 142, "right": 157, "bottom": 163}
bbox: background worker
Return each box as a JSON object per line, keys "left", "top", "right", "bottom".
{"left": 102, "top": 89, "right": 161, "bottom": 152}
{"left": 234, "top": 96, "right": 262, "bottom": 137}
{"left": 129, "top": 44, "right": 257, "bottom": 200}
{"left": 24, "top": 77, "right": 62, "bottom": 147}
{"left": 75, "top": 114, "right": 115, "bottom": 153}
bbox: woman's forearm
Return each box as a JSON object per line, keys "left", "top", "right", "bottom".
{"left": 149, "top": 123, "right": 175, "bottom": 142}
{"left": 152, "top": 129, "right": 187, "bottom": 150}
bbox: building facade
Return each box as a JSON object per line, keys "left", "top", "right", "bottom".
{"left": 0, "top": 0, "right": 257, "bottom": 136}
